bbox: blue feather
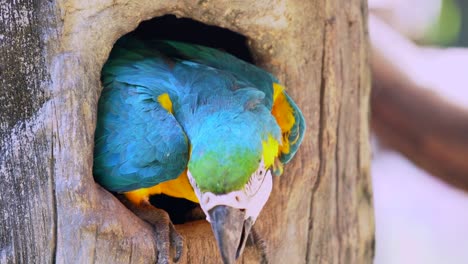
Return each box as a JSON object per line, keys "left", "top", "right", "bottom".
{"left": 94, "top": 36, "right": 305, "bottom": 193}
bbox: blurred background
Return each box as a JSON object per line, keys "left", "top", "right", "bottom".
{"left": 368, "top": 0, "right": 468, "bottom": 263}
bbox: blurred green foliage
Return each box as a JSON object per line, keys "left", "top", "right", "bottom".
{"left": 425, "top": 0, "right": 462, "bottom": 46}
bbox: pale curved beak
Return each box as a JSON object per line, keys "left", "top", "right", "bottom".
{"left": 208, "top": 205, "right": 253, "bottom": 264}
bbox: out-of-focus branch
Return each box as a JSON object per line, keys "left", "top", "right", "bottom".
{"left": 370, "top": 15, "right": 468, "bottom": 192}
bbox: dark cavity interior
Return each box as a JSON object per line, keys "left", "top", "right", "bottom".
{"left": 127, "top": 14, "right": 253, "bottom": 63}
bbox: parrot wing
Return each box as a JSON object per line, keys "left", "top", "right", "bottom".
{"left": 149, "top": 40, "right": 305, "bottom": 167}
{"left": 148, "top": 40, "right": 277, "bottom": 109}
{"left": 93, "top": 40, "right": 189, "bottom": 192}
{"left": 273, "top": 88, "right": 306, "bottom": 164}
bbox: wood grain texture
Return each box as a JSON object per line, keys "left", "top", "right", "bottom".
{"left": 0, "top": 0, "right": 373, "bottom": 263}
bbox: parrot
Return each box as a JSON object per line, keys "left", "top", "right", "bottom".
{"left": 93, "top": 35, "right": 305, "bottom": 264}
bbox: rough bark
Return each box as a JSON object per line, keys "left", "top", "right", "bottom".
{"left": 0, "top": 0, "right": 373, "bottom": 263}
{"left": 0, "top": 1, "right": 56, "bottom": 263}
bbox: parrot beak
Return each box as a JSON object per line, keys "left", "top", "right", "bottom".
{"left": 208, "top": 205, "right": 253, "bottom": 264}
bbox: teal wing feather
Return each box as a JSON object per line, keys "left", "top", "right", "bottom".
{"left": 149, "top": 40, "right": 305, "bottom": 165}
{"left": 280, "top": 93, "right": 306, "bottom": 164}
{"left": 93, "top": 39, "right": 188, "bottom": 192}
{"left": 148, "top": 40, "right": 278, "bottom": 109}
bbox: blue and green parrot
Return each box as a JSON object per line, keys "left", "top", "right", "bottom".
{"left": 93, "top": 36, "right": 305, "bottom": 264}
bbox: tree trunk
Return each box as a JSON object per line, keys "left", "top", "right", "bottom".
{"left": 0, "top": 0, "right": 374, "bottom": 263}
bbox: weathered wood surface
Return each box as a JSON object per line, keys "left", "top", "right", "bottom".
{"left": 0, "top": 0, "right": 374, "bottom": 263}
{"left": 0, "top": 1, "right": 56, "bottom": 263}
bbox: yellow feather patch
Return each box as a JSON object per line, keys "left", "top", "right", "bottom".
{"left": 271, "top": 83, "right": 296, "bottom": 156}
{"left": 262, "top": 134, "right": 280, "bottom": 169}
{"left": 124, "top": 171, "right": 199, "bottom": 205}
{"left": 157, "top": 93, "right": 173, "bottom": 113}
{"left": 124, "top": 188, "right": 152, "bottom": 205}
{"left": 273, "top": 82, "right": 284, "bottom": 101}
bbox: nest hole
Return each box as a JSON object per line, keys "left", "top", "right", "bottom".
{"left": 105, "top": 15, "right": 254, "bottom": 224}
{"left": 128, "top": 14, "right": 253, "bottom": 62}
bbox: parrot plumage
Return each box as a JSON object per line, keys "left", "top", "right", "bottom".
{"left": 94, "top": 36, "right": 305, "bottom": 263}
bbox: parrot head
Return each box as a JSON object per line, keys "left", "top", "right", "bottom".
{"left": 186, "top": 107, "right": 280, "bottom": 264}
